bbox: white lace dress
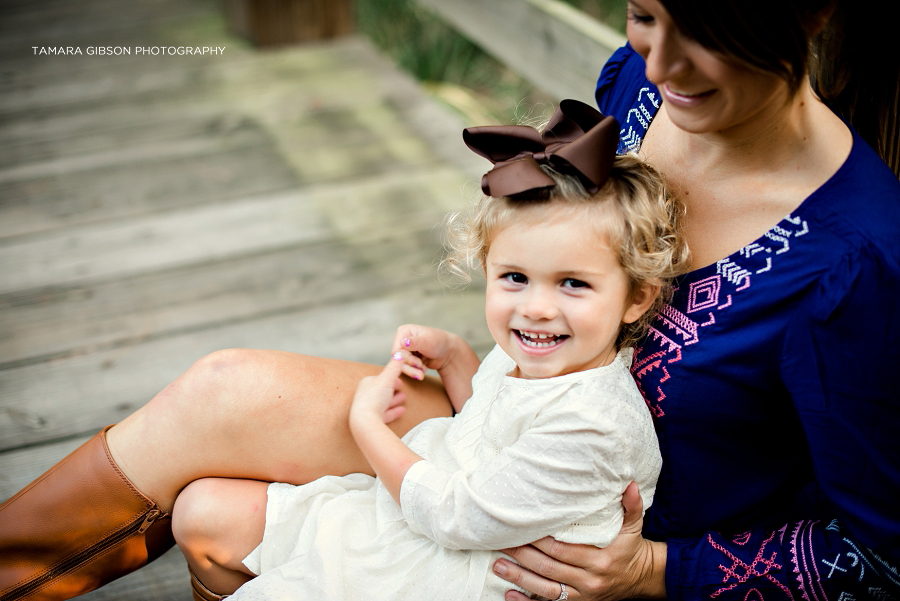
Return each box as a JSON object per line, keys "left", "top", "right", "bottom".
{"left": 232, "top": 346, "right": 661, "bottom": 601}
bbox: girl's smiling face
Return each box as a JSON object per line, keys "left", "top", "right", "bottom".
{"left": 626, "top": 0, "right": 791, "bottom": 136}
{"left": 484, "top": 204, "right": 652, "bottom": 380}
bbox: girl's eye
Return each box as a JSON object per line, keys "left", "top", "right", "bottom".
{"left": 503, "top": 272, "right": 527, "bottom": 285}
{"left": 563, "top": 278, "right": 589, "bottom": 289}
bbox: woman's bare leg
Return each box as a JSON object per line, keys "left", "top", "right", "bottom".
{"left": 172, "top": 478, "right": 267, "bottom": 595}
{"left": 106, "top": 349, "right": 451, "bottom": 512}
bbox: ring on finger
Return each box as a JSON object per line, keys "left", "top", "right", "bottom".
{"left": 555, "top": 582, "right": 568, "bottom": 601}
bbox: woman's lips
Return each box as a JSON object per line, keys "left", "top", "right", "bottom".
{"left": 661, "top": 84, "right": 715, "bottom": 107}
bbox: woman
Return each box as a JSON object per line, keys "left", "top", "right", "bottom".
{"left": 1, "top": 0, "right": 898, "bottom": 599}
{"left": 491, "top": 1, "right": 900, "bottom": 599}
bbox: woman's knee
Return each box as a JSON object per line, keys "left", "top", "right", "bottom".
{"left": 172, "top": 478, "right": 227, "bottom": 553}
{"left": 158, "top": 348, "right": 287, "bottom": 420}
{"left": 172, "top": 478, "right": 268, "bottom": 567}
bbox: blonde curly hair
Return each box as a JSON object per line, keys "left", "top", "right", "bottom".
{"left": 442, "top": 154, "right": 690, "bottom": 350}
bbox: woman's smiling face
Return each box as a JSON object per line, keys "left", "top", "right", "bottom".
{"left": 626, "top": 0, "right": 792, "bottom": 136}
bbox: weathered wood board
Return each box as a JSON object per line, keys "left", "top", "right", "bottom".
{"left": 0, "top": 0, "right": 493, "bottom": 598}
{"left": 415, "top": 0, "right": 626, "bottom": 105}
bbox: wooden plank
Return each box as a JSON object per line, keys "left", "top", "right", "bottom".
{"left": 0, "top": 0, "right": 220, "bottom": 60}
{"left": 0, "top": 140, "right": 300, "bottom": 240}
{"left": 0, "top": 39, "right": 377, "bottom": 116}
{"left": 79, "top": 549, "right": 191, "bottom": 601}
{"left": 0, "top": 436, "right": 89, "bottom": 499}
{"left": 0, "top": 229, "right": 447, "bottom": 367}
{"left": 0, "top": 166, "right": 470, "bottom": 295}
{"left": 414, "top": 0, "right": 625, "bottom": 105}
{"left": 0, "top": 284, "right": 491, "bottom": 451}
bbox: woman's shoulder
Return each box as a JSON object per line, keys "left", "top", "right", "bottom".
{"left": 594, "top": 43, "right": 661, "bottom": 153}
{"left": 803, "top": 129, "right": 900, "bottom": 256}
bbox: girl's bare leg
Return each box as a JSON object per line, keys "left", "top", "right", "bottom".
{"left": 106, "top": 349, "right": 452, "bottom": 512}
{"left": 172, "top": 478, "right": 268, "bottom": 595}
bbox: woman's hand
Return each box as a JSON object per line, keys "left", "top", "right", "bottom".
{"left": 492, "top": 483, "right": 666, "bottom": 601}
{"left": 392, "top": 324, "right": 481, "bottom": 412}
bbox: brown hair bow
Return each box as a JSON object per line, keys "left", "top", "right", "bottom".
{"left": 462, "top": 99, "right": 619, "bottom": 200}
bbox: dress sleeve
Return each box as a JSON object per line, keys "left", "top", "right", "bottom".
{"left": 594, "top": 43, "right": 635, "bottom": 115}
{"left": 398, "top": 395, "right": 642, "bottom": 551}
{"left": 666, "top": 521, "right": 900, "bottom": 600}
{"left": 665, "top": 243, "right": 900, "bottom": 600}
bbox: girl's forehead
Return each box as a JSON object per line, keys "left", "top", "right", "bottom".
{"left": 488, "top": 206, "right": 618, "bottom": 259}
{"left": 493, "top": 202, "right": 615, "bottom": 239}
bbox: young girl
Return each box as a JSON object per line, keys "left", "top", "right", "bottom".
{"left": 172, "top": 99, "right": 689, "bottom": 601}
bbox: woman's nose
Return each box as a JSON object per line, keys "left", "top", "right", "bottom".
{"left": 643, "top": 25, "right": 690, "bottom": 85}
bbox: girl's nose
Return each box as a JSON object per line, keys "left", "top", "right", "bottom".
{"left": 518, "top": 291, "right": 559, "bottom": 321}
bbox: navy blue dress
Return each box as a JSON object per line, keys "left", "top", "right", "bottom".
{"left": 596, "top": 44, "right": 900, "bottom": 600}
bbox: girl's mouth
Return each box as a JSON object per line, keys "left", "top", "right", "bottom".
{"left": 515, "top": 330, "right": 569, "bottom": 348}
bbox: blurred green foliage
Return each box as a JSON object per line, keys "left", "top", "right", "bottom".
{"left": 356, "top": 0, "right": 626, "bottom": 123}
{"left": 559, "top": 0, "right": 627, "bottom": 33}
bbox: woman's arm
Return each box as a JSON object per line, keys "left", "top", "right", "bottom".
{"left": 495, "top": 483, "right": 666, "bottom": 601}
{"left": 495, "top": 497, "right": 900, "bottom": 601}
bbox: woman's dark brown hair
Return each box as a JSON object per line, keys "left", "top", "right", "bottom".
{"left": 660, "top": 0, "right": 900, "bottom": 177}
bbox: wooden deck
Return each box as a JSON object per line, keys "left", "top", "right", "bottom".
{"left": 0, "top": 0, "right": 492, "bottom": 598}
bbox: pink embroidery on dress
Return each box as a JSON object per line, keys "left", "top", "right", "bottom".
{"left": 708, "top": 532, "right": 795, "bottom": 600}
{"left": 688, "top": 276, "right": 722, "bottom": 313}
{"left": 790, "top": 521, "right": 826, "bottom": 601}
{"left": 660, "top": 304, "right": 701, "bottom": 345}
{"left": 633, "top": 214, "right": 811, "bottom": 417}
{"left": 632, "top": 332, "right": 681, "bottom": 416}
{"left": 718, "top": 258, "right": 752, "bottom": 291}
{"left": 734, "top": 532, "right": 752, "bottom": 546}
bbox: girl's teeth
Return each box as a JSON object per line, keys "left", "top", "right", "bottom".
{"left": 518, "top": 331, "right": 564, "bottom": 347}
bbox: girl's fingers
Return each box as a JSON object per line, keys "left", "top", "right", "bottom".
{"left": 376, "top": 351, "right": 408, "bottom": 385}
{"left": 382, "top": 401, "right": 406, "bottom": 423}
{"left": 387, "top": 348, "right": 425, "bottom": 381}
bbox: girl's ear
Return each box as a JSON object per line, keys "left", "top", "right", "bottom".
{"left": 623, "top": 281, "right": 659, "bottom": 324}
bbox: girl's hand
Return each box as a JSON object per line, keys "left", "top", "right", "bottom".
{"left": 493, "top": 483, "right": 666, "bottom": 601}
{"left": 349, "top": 351, "right": 425, "bottom": 505}
{"left": 392, "top": 325, "right": 481, "bottom": 412}
{"left": 350, "top": 351, "right": 411, "bottom": 426}
{"left": 392, "top": 324, "right": 458, "bottom": 374}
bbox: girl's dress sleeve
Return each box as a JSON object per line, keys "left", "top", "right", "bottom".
{"left": 665, "top": 242, "right": 900, "bottom": 600}
{"left": 397, "top": 388, "right": 652, "bottom": 551}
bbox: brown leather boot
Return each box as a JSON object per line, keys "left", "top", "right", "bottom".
{"left": 0, "top": 426, "right": 174, "bottom": 601}
{"left": 190, "top": 570, "right": 230, "bottom": 601}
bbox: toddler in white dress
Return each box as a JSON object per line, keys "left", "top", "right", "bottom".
{"left": 173, "top": 100, "right": 689, "bottom": 601}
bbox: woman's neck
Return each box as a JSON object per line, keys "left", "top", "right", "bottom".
{"left": 657, "top": 83, "right": 841, "bottom": 177}
{"left": 641, "top": 81, "right": 852, "bottom": 270}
